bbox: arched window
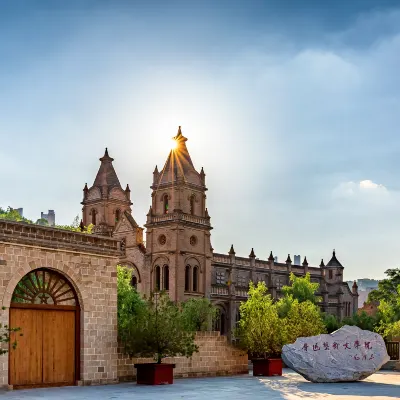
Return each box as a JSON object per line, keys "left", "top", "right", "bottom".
{"left": 192, "top": 266, "right": 198, "bottom": 292}
{"left": 163, "top": 265, "right": 169, "bottom": 291}
{"left": 115, "top": 209, "right": 121, "bottom": 223}
{"left": 131, "top": 275, "right": 138, "bottom": 289}
{"left": 91, "top": 209, "right": 96, "bottom": 225}
{"left": 155, "top": 265, "right": 161, "bottom": 290}
{"left": 190, "top": 195, "right": 195, "bottom": 215}
{"left": 185, "top": 265, "right": 190, "bottom": 292}
{"left": 163, "top": 194, "right": 169, "bottom": 214}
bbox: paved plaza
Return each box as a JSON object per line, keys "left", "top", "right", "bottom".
{"left": 1, "top": 370, "right": 400, "bottom": 400}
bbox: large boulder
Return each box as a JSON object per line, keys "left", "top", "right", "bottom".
{"left": 282, "top": 325, "right": 390, "bottom": 382}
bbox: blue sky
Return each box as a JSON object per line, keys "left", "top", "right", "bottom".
{"left": 1, "top": 0, "right": 400, "bottom": 280}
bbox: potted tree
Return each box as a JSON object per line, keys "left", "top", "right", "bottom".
{"left": 235, "top": 282, "right": 284, "bottom": 376}
{"left": 118, "top": 272, "right": 199, "bottom": 385}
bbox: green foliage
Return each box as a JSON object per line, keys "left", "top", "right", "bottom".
{"left": 121, "top": 293, "right": 199, "bottom": 363}
{"left": 55, "top": 215, "right": 94, "bottom": 234}
{"left": 279, "top": 297, "right": 326, "bottom": 344}
{"left": 0, "top": 307, "right": 22, "bottom": 355}
{"left": 117, "top": 265, "right": 146, "bottom": 336}
{"left": 368, "top": 269, "right": 400, "bottom": 306}
{"left": 0, "top": 207, "right": 32, "bottom": 223}
{"left": 35, "top": 218, "right": 49, "bottom": 226}
{"left": 282, "top": 273, "right": 321, "bottom": 304}
{"left": 323, "top": 313, "right": 342, "bottom": 333}
{"left": 342, "top": 311, "right": 380, "bottom": 332}
{"left": 181, "top": 298, "right": 218, "bottom": 332}
{"left": 236, "top": 282, "right": 283, "bottom": 358}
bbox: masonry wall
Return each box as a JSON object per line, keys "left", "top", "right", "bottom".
{"left": 0, "top": 220, "right": 121, "bottom": 388}
{"left": 118, "top": 331, "right": 248, "bottom": 381}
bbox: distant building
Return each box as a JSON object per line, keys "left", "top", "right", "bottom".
{"left": 293, "top": 255, "right": 301, "bottom": 265}
{"left": 347, "top": 278, "right": 380, "bottom": 308}
{"left": 15, "top": 208, "right": 23, "bottom": 217}
{"left": 41, "top": 210, "right": 55, "bottom": 227}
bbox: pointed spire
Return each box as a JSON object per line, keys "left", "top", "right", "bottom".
{"left": 83, "top": 183, "right": 88, "bottom": 192}
{"left": 125, "top": 184, "right": 130, "bottom": 192}
{"left": 147, "top": 205, "right": 153, "bottom": 216}
{"left": 79, "top": 219, "right": 85, "bottom": 232}
{"left": 205, "top": 208, "right": 210, "bottom": 218}
{"left": 286, "top": 254, "right": 292, "bottom": 264}
{"left": 352, "top": 280, "right": 358, "bottom": 289}
{"left": 326, "top": 249, "right": 343, "bottom": 268}
{"left": 320, "top": 259, "right": 325, "bottom": 268}
{"left": 229, "top": 244, "right": 235, "bottom": 255}
{"left": 249, "top": 248, "right": 256, "bottom": 258}
{"left": 93, "top": 148, "right": 121, "bottom": 190}
{"left": 153, "top": 165, "right": 159, "bottom": 174}
{"left": 302, "top": 256, "right": 308, "bottom": 266}
{"left": 268, "top": 251, "right": 274, "bottom": 261}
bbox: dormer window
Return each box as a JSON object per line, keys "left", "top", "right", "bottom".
{"left": 115, "top": 209, "right": 121, "bottom": 223}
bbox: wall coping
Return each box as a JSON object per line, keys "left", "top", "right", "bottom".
{"left": 0, "top": 219, "right": 121, "bottom": 257}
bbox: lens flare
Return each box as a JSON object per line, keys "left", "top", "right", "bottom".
{"left": 171, "top": 138, "right": 178, "bottom": 150}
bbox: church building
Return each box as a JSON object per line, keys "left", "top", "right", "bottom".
{"left": 81, "top": 127, "right": 359, "bottom": 337}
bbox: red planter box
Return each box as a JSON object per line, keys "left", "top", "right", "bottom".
{"left": 134, "top": 363, "right": 176, "bottom": 385}
{"left": 252, "top": 358, "right": 282, "bottom": 376}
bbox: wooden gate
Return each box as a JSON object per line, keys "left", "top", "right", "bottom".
{"left": 386, "top": 341, "right": 400, "bottom": 360}
{"left": 9, "top": 269, "right": 80, "bottom": 389}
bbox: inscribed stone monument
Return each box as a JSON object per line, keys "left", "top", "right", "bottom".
{"left": 282, "top": 325, "right": 390, "bottom": 382}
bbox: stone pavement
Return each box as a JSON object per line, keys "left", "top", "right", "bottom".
{"left": 1, "top": 370, "right": 400, "bottom": 400}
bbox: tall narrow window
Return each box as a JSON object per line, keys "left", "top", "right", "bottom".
{"left": 193, "top": 266, "right": 198, "bottom": 292}
{"left": 91, "top": 209, "right": 96, "bottom": 225}
{"left": 163, "top": 265, "right": 169, "bottom": 291}
{"left": 115, "top": 209, "right": 121, "bottom": 223}
{"left": 163, "top": 194, "right": 169, "bottom": 214}
{"left": 190, "top": 195, "right": 195, "bottom": 215}
{"left": 131, "top": 275, "right": 137, "bottom": 289}
{"left": 329, "top": 270, "right": 333, "bottom": 279}
{"left": 155, "top": 265, "right": 161, "bottom": 290}
{"left": 185, "top": 265, "right": 190, "bottom": 292}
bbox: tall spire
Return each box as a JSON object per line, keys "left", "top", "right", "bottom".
{"left": 93, "top": 148, "right": 122, "bottom": 189}
{"left": 156, "top": 126, "right": 199, "bottom": 186}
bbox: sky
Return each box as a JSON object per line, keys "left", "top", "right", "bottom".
{"left": 1, "top": 0, "right": 400, "bottom": 280}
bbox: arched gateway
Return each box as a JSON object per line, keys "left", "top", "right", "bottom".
{"left": 9, "top": 269, "right": 80, "bottom": 388}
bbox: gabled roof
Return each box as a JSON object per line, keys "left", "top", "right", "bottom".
{"left": 326, "top": 250, "right": 343, "bottom": 268}
{"left": 93, "top": 148, "right": 122, "bottom": 190}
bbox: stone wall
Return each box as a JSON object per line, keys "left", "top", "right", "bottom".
{"left": 0, "top": 220, "right": 121, "bottom": 387}
{"left": 118, "top": 331, "right": 248, "bottom": 381}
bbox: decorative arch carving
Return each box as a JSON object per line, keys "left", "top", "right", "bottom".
{"left": 109, "top": 187, "right": 127, "bottom": 201}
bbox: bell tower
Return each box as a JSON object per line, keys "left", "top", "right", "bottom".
{"left": 81, "top": 148, "right": 132, "bottom": 235}
{"left": 145, "top": 127, "right": 213, "bottom": 302}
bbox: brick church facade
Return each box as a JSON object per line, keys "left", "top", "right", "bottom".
{"left": 82, "top": 127, "right": 359, "bottom": 337}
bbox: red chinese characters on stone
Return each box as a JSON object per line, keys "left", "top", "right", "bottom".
{"left": 343, "top": 342, "right": 351, "bottom": 350}
{"left": 302, "top": 343, "right": 309, "bottom": 352}
{"left": 323, "top": 342, "right": 330, "bottom": 350}
{"left": 313, "top": 344, "right": 321, "bottom": 351}
{"left": 364, "top": 342, "right": 372, "bottom": 350}
{"left": 354, "top": 354, "right": 360, "bottom": 360}
{"left": 332, "top": 342, "right": 339, "bottom": 350}
{"left": 354, "top": 340, "right": 360, "bottom": 349}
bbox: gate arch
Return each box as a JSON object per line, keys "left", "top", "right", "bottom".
{"left": 9, "top": 268, "right": 80, "bottom": 389}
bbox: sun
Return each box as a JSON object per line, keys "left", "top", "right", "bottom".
{"left": 171, "top": 138, "right": 178, "bottom": 150}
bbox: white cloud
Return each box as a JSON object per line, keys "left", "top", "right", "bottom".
{"left": 333, "top": 180, "right": 389, "bottom": 199}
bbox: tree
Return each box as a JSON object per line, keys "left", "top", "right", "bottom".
{"left": 341, "top": 311, "right": 380, "bottom": 332}
{"left": 280, "top": 297, "right": 326, "bottom": 344}
{"left": 117, "top": 265, "right": 146, "bottom": 337}
{"left": 0, "top": 207, "right": 32, "bottom": 224}
{"left": 282, "top": 272, "right": 320, "bottom": 304}
{"left": 0, "top": 307, "right": 22, "bottom": 355}
{"left": 35, "top": 218, "right": 49, "bottom": 226}
{"left": 181, "top": 298, "right": 218, "bottom": 332}
{"left": 368, "top": 269, "right": 400, "bottom": 306}
{"left": 119, "top": 290, "right": 198, "bottom": 363}
{"left": 236, "top": 282, "right": 283, "bottom": 358}
{"left": 323, "top": 313, "right": 342, "bottom": 334}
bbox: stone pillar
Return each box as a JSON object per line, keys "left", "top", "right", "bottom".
{"left": 249, "top": 248, "right": 256, "bottom": 283}
{"left": 352, "top": 281, "right": 359, "bottom": 314}
{"left": 302, "top": 256, "right": 308, "bottom": 275}
{"left": 227, "top": 245, "right": 236, "bottom": 341}
{"left": 269, "top": 252, "right": 277, "bottom": 299}
{"left": 285, "top": 254, "right": 292, "bottom": 285}
{"left": 337, "top": 287, "right": 344, "bottom": 321}
{"left": 320, "top": 281, "right": 329, "bottom": 313}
